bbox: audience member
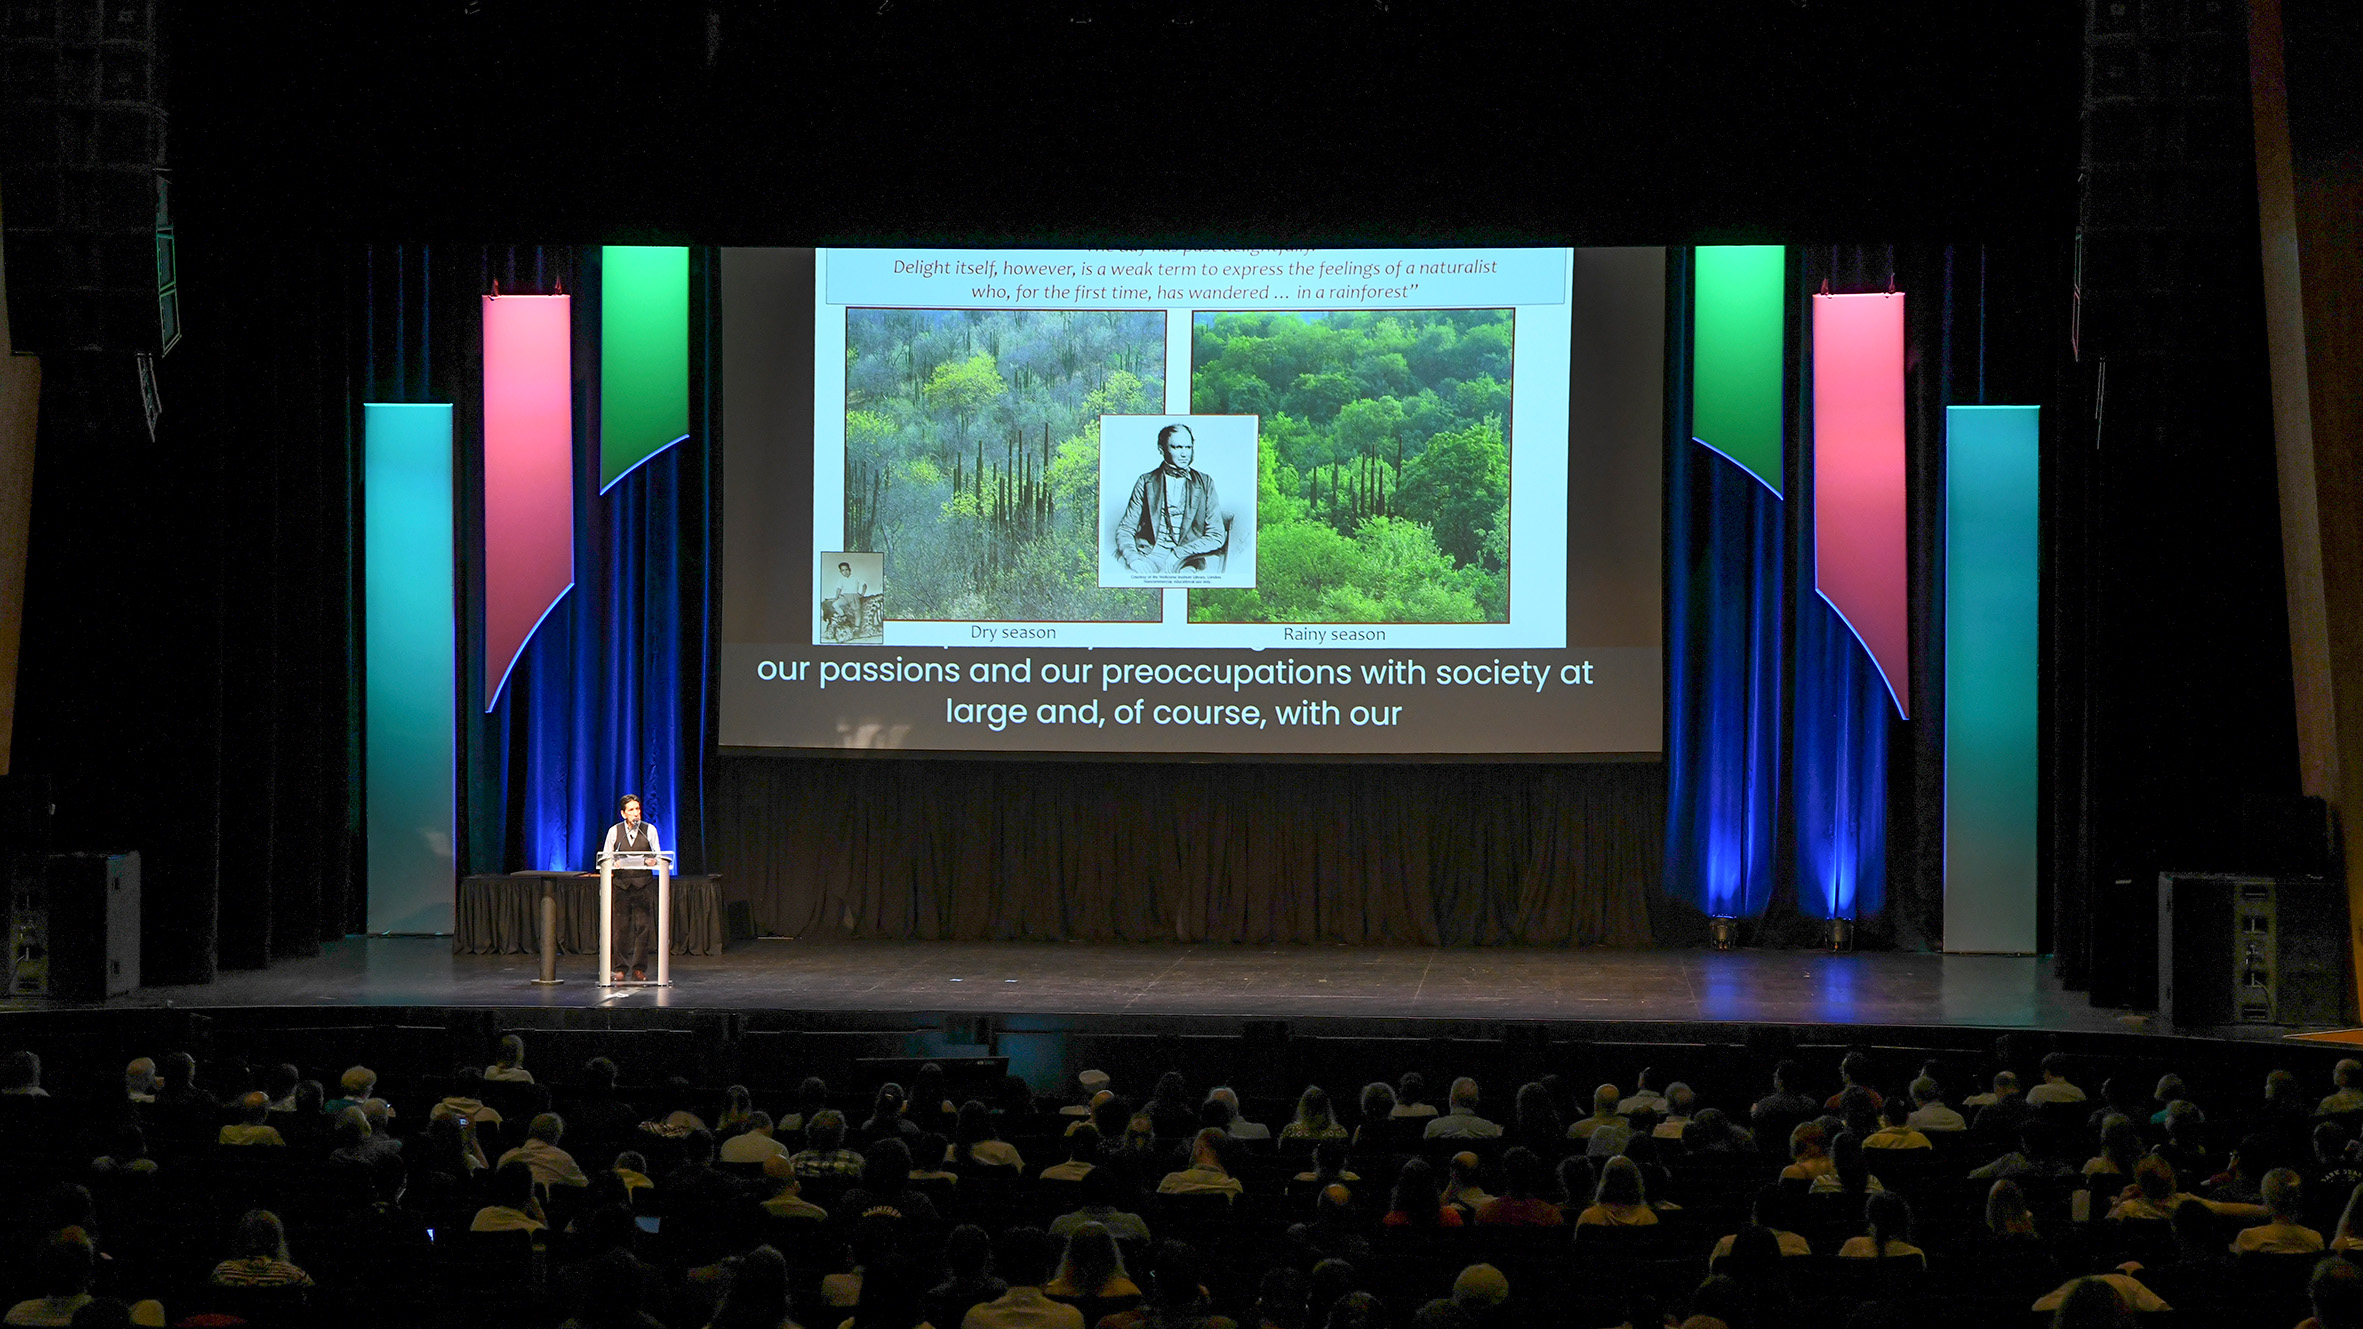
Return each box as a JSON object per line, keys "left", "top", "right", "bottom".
{"left": 1575, "top": 1156, "right": 1657, "bottom": 1231}
{"left": 952, "top": 1100, "right": 1026, "bottom": 1171}
{"left": 1041, "top": 1125, "right": 1098, "bottom": 1183}
{"left": 1390, "top": 1074, "right": 1437, "bottom": 1120}
{"left": 485, "top": 1034, "right": 534, "bottom": 1083}
{"left": 793, "top": 1109, "right": 867, "bottom": 1179}
{"left": 1472, "top": 1147, "right": 1561, "bottom": 1226}
{"left": 1157, "top": 1129, "right": 1242, "bottom": 1200}
{"left": 217, "top": 1092, "right": 286, "bottom": 1147}
{"left": 1709, "top": 1191, "right": 1809, "bottom": 1272}
{"left": 498, "top": 1112, "right": 590, "bottom": 1188}
{"left": 962, "top": 1227, "right": 1083, "bottom": 1329}
{"left": 1422, "top": 1080, "right": 1501, "bottom": 1140}
{"left": 2321, "top": 1061, "right": 2363, "bottom": 1117}
{"left": 1382, "top": 1159, "right": 1461, "bottom": 1228}
{"left": 1050, "top": 1165, "right": 1150, "bottom": 1243}
{"left": 209, "top": 1209, "right": 313, "bottom": 1288}
{"left": 2305, "top": 1255, "right": 2363, "bottom": 1329}
{"left": 1838, "top": 1192, "right": 1924, "bottom": 1267}
{"left": 470, "top": 1161, "right": 550, "bottom": 1234}
{"left": 1280, "top": 1087, "right": 1348, "bottom": 1143}
{"left": 1207, "top": 1087, "right": 1270, "bottom": 1141}
{"left": 2026, "top": 1053, "right": 2086, "bottom": 1105}
{"left": 1904, "top": 1077, "right": 1965, "bottom": 1133}
{"left": 2230, "top": 1168, "right": 2324, "bottom": 1253}
{"left": 1567, "top": 1084, "right": 1621, "bottom": 1142}
{"left": 1652, "top": 1083, "right": 1696, "bottom": 1139}
{"left": 926, "top": 1226, "right": 1007, "bottom": 1329}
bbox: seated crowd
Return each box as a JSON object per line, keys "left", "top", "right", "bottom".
{"left": 3, "top": 1036, "right": 2363, "bottom": 1327}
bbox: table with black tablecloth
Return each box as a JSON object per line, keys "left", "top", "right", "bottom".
{"left": 453, "top": 872, "right": 724, "bottom": 956}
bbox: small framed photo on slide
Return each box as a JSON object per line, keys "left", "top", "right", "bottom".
{"left": 817, "top": 551, "right": 885, "bottom": 645}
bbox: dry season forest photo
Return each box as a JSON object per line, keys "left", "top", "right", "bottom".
{"left": 843, "top": 308, "right": 1166, "bottom": 621}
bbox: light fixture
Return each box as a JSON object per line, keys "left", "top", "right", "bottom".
{"left": 1709, "top": 917, "right": 1739, "bottom": 951}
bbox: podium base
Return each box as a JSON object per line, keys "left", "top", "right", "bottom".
{"left": 529, "top": 978, "right": 565, "bottom": 986}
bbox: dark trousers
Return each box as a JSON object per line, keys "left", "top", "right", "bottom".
{"left": 616, "top": 879, "right": 656, "bottom": 972}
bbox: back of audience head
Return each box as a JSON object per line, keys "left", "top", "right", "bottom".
{"left": 1359, "top": 1082, "right": 1395, "bottom": 1121}
{"left": 1514, "top": 1081, "right": 1557, "bottom": 1131}
{"left": 1595, "top": 1154, "right": 1646, "bottom": 1207}
{"left": 2050, "top": 1277, "right": 2133, "bottom": 1329}
{"left": 229, "top": 1208, "right": 292, "bottom": 1263}
{"left": 1148, "top": 1239, "right": 1203, "bottom": 1309}
{"left": 2261, "top": 1166, "right": 2304, "bottom": 1221}
{"left": 808, "top": 1108, "right": 848, "bottom": 1151}
{"left": 1293, "top": 1085, "right": 1338, "bottom": 1133}
{"left": 712, "top": 1245, "right": 790, "bottom": 1329}
{"left": 1256, "top": 1267, "right": 1310, "bottom": 1329}
{"left": 942, "top": 1224, "right": 992, "bottom": 1280}
{"left": 1397, "top": 1072, "right": 1427, "bottom": 1107}
{"left": 2314, "top": 1255, "right": 2363, "bottom": 1329}
{"left": 1325, "top": 1291, "right": 1385, "bottom": 1329}
{"left": 1450, "top": 1263, "right": 1506, "bottom": 1311}
{"left": 863, "top": 1135, "right": 912, "bottom": 1190}
{"left": 487, "top": 1160, "right": 538, "bottom": 1211}
{"left": 1391, "top": 1158, "right": 1444, "bottom": 1224}
{"left": 1863, "top": 1191, "right": 1912, "bottom": 1255}
{"left": 995, "top": 1226, "right": 1057, "bottom": 1289}
{"left": 1410, "top": 1300, "right": 1472, "bottom": 1329}
{"left": 1985, "top": 1178, "right": 2034, "bottom": 1237}
{"left": 1448, "top": 1077, "right": 1481, "bottom": 1112}
{"left": 1057, "top": 1220, "right": 1126, "bottom": 1295}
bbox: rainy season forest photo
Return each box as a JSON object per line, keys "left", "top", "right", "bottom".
{"left": 842, "top": 308, "right": 1166, "bottom": 621}
{"left": 1188, "top": 309, "right": 1514, "bottom": 624}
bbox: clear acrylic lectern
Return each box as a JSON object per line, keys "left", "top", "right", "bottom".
{"left": 595, "top": 847, "right": 674, "bottom": 987}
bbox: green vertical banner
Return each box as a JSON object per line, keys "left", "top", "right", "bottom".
{"left": 1692, "top": 245, "right": 1787, "bottom": 495}
{"left": 600, "top": 245, "right": 690, "bottom": 493}
{"left": 364, "top": 403, "right": 456, "bottom": 935}
{"left": 1944, "top": 405, "right": 2040, "bottom": 953}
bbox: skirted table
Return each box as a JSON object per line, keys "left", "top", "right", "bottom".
{"left": 453, "top": 871, "right": 725, "bottom": 956}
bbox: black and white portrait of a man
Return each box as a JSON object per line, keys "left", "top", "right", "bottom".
{"left": 1099, "top": 415, "right": 1257, "bottom": 589}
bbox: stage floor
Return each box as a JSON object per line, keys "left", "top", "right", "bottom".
{"left": 88, "top": 936, "right": 2161, "bottom": 1036}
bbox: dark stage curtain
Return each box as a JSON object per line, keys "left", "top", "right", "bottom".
{"left": 11, "top": 234, "right": 364, "bottom": 982}
{"left": 1662, "top": 253, "right": 1787, "bottom": 938}
{"left": 713, "top": 758, "right": 1663, "bottom": 947}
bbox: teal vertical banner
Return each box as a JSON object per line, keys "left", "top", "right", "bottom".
{"left": 600, "top": 245, "right": 690, "bottom": 492}
{"left": 1692, "top": 245, "right": 1786, "bottom": 496}
{"left": 365, "top": 403, "right": 457, "bottom": 934}
{"left": 1944, "top": 405, "right": 2040, "bottom": 953}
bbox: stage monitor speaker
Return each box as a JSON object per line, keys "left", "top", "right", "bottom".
{"left": 2158, "top": 872, "right": 2352, "bottom": 1029}
{"left": 43, "top": 851, "right": 139, "bottom": 1001}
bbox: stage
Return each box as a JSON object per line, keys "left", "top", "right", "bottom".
{"left": 85, "top": 935, "right": 2155, "bottom": 1035}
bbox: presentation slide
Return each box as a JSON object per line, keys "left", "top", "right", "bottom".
{"left": 720, "top": 246, "right": 1663, "bottom": 756}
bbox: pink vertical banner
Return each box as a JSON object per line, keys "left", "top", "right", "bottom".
{"left": 482, "top": 293, "right": 575, "bottom": 711}
{"left": 1811, "top": 292, "right": 1910, "bottom": 718}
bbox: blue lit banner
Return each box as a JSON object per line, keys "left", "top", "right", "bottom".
{"left": 365, "top": 403, "right": 456, "bottom": 934}
{"left": 1943, "top": 405, "right": 2040, "bottom": 952}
